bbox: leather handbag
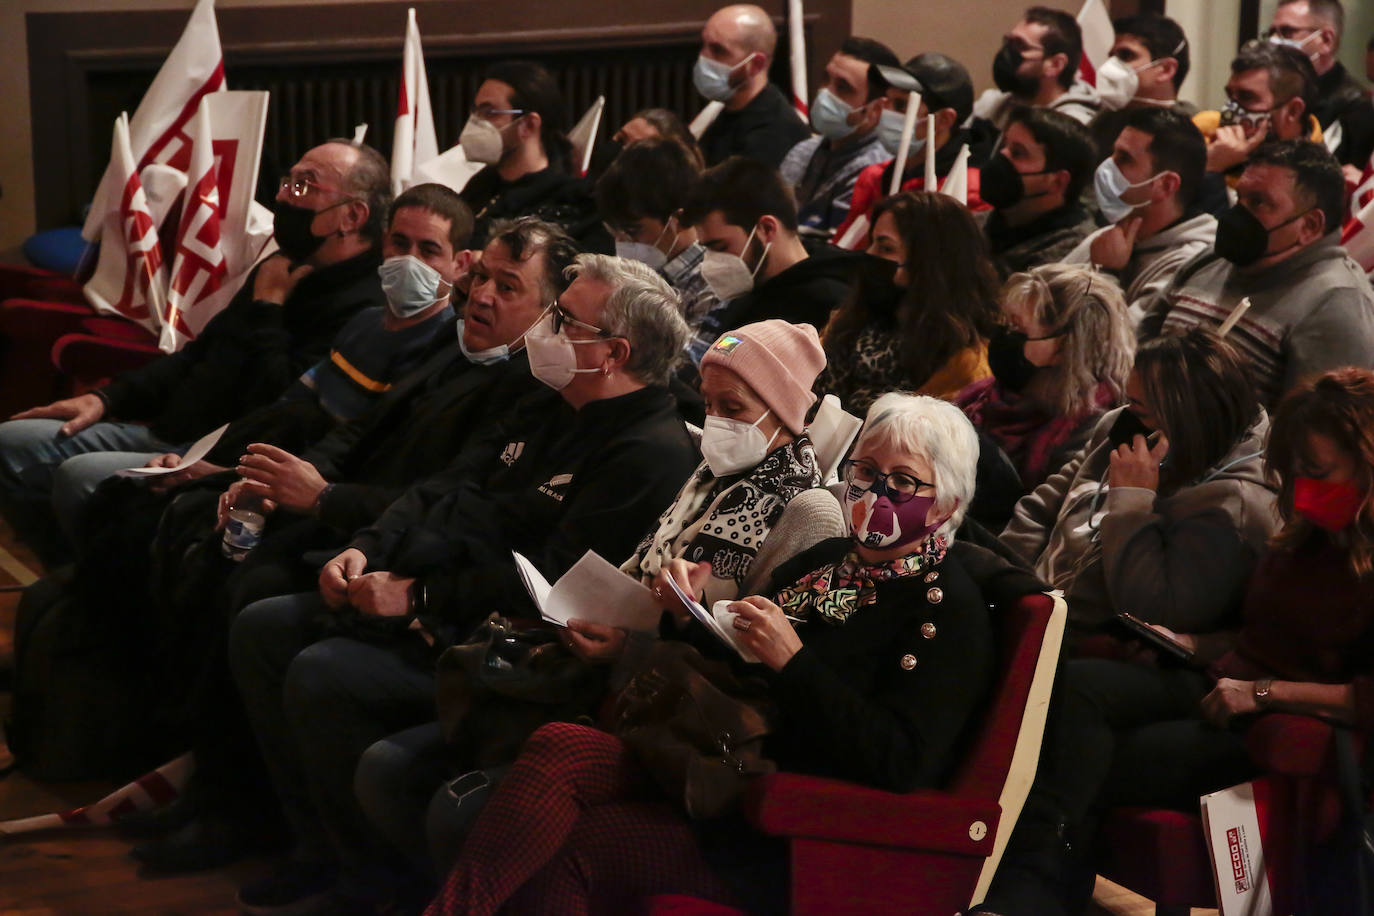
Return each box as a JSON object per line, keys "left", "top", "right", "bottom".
{"left": 435, "top": 614, "right": 606, "bottom": 770}
{"left": 611, "top": 640, "right": 777, "bottom": 820}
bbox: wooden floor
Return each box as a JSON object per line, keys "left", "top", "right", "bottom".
{"left": 0, "top": 518, "right": 1216, "bottom": 915}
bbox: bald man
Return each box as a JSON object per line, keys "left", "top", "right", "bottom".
{"left": 695, "top": 3, "right": 809, "bottom": 167}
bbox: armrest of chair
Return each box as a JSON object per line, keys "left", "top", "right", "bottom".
{"left": 743, "top": 771, "right": 999, "bottom": 856}
{"left": 51, "top": 332, "right": 162, "bottom": 388}
{"left": 1245, "top": 713, "right": 1347, "bottom": 778}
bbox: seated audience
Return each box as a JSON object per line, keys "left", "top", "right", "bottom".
{"left": 1001, "top": 328, "right": 1279, "bottom": 648}
{"left": 958, "top": 263, "right": 1134, "bottom": 498}
{"left": 978, "top": 106, "right": 1098, "bottom": 277}
{"left": 819, "top": 190, "right": 999, "bottom": 413}
{"left": 778, "top": 37, "right": 900, "bottom": 241}
{"left": 695, "top": 4, "right": 809, "bottom": 168}
{"left": 1066, "top": 107, "right": 1215, "bottom": 323}
{"left": 228, "top": 255, "right": 700, "bottom": 913}
{"left": 595, "top": 139, "right": 717, "bottom": 331}
{"left": 1193, "top": 41, "right": 1321, "bottom": 213}
{"left": 978, "top": 366, "right": 1374, "bottom": 916}
{"left": 424, "top": 393, "right": 1043, "bottom": 916}
{"left": 457, "top": 60, "right": 605, "bottom": 250}
{"left": 354, "top": 319, "right": 843, "bottom": 885}
{"left": 611, "top": 108, "right": 704, "bottom": 168}
{"left": 832, "top": 51, "right": 987, "bottom": 247}
{"left": 679, "top": 156, "right": 857, "bottom": 372}
{"left": 0, "top": 139, "right": 392, "bottom": 560}
{"left": 1140, "top": 139, "right": 1374, "bottom": 411}
{"left": 969, "top": 5, "right": 1101, "bottom": 148}
{"left": 1268, "top": 0, "right": 1374, "bottom": 172}
{"left": 1087, "top": 13, "right": 1194, "bottom": 156}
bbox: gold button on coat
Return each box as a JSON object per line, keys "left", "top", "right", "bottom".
{"left": 921, "top": 622, "right": 937, "bottom": 639}
{"left": 926, "top": 586, "right": 944, "bottom": 604}
{"left": 925, "top": 571, "right": 940, "bottom": 583}
{"left": 900, "top": 653, "right": 917, "bottom": 670}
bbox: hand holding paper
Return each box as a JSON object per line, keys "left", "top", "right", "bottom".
{"left": 117, "top": 423, "right": 228, "bottom": 477}
{"left": 513, "top": 550, "right": 660, "bottom": 633}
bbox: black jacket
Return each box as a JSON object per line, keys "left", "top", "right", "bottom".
{"left": 715, "top": 247, "right": 859, "bottom": 336}
{"left": 1314, "top": 61, "right": 1374, "bottom": 168}
{"left": 97, "top": 250, "right": 385, "bottom": 443}
{"left": 982, "top": 203, "right": 1097, "bottom": 279}
{"left": 700, "top": 84, "right": 811, "bottom": 169}
{"left": 350, "top": 384, "right": 699, "bottom": 640}
{"left": 459, "top": 165, "right": 611, "bottom": 253}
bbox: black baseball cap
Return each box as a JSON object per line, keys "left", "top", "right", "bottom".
{"left": 870, "top": 52, "right": 974, "bottom": 124}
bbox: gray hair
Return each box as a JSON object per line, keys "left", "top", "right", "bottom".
{"left": 324, "top": 138, "right": 392, "bottom": 247}
{"left": 1000, "top": 264, "right": 1135, "bottom": 415}
{"left": 566, "top": 254, "right": 689, "bottom": 386}
{"left": 854, "top": 393, "right": 979, "bottom": 541}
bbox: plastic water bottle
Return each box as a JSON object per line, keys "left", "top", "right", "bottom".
{"left": 221, "top": 492, "right": 266, "bottom": 561}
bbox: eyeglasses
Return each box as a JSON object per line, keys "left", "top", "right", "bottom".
{"left": 840, "top": 459, "right": 933, "bottom": 504}
{"left": 278, "top": 175, "right": 343, "bottom": 199}
{"left": 472, "top": 106, "right": 525, "bottom": 121}
{"left": 551, "top": 302, "right": 614, "bottom": 339}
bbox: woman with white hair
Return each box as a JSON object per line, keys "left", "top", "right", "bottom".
{"left": 424, "top": 393, "right": 1005, "bottom": 916}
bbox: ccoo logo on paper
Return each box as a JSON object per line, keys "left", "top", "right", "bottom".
{"left": 1227, "top": 826, "right": 1251, "bottom": 892}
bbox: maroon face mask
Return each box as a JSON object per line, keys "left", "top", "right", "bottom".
{"left": 845, "top": 485, "right": 944, "bottom": 550}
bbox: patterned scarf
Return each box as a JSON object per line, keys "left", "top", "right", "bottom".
{"left": 775, "top": 534, "right": 948, "bottom": 625}
{"left": 622, "top": 436, "right": 822, "bottom": 608}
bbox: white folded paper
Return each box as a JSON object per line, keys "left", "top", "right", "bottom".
{"left": 663, "top": 573, "right": 760, "bottom": 663}
{"left": 512, "top": 550, "right": 660, "bottom": 633}
{"left": 116, "top": 423, "right": 228, "bottom": 476}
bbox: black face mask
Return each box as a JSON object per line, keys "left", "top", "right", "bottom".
{"left": 987, "top": 328, "right": 1039, "bottom": 392}
{"left": 1107, "top": 408, "right": 1155, "bottom": 449}
{"left": 981, "top": 154, "right": 1056, "bottom": 211}
{"left": 993, "top": 44, "right": 1039, "bottom": 96}
{"left": 272, "top": 199, "right": 331, "bottom": 263}
{"left": 1214, "top": 202, "right": 1310, "bottom": 268}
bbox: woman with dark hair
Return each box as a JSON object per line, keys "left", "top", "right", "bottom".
{"left": 1001, "top": 327, "right": 1279, "bottom": 648}
{"left": 817, "top": 191, "right": 1001, "bottom": 414}
{"left": 958, "top": 263, "right": 1134, "bottom": 493}
{"left": 976, "top": 366, "right": 1374, "bottom": 916}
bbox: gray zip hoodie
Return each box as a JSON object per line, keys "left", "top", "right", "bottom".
{"left": 1001, "top": 406, "right": 1279, "bottom": 643}
{"left": 971, "top": 78, "right": 1103, "bottom": 129}
{"left": 1065, "top": 212, "right": 1217, "bottom": 325}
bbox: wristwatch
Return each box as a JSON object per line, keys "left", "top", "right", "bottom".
{"left": 1253, "top": 678, "right": 1273, "bottom": 708}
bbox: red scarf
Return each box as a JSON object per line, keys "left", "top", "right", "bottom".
{"left": 957, "top": 378, "right": 1118, "bottom": 487}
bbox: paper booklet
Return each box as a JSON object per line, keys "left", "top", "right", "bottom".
{"left": 115, "top": 423, "right": 228, "bottom": 476}
{"left": 663, "top": 573, "right": 760, "bottom": 664}
{"left": 512, "top": 550, "right": 661, "bottom": 634}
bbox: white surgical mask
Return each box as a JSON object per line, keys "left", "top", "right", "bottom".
{"left": 810, "top": 88, "right": 858, "bottom": 141}
{"left": 378, "top": 255, "right": 449, "bottom": 319}
{"left": 876, "top": 107, "right": 927, "bottom": 159}
{"left": 1268, "top": 30, "right": 1321, "bottom": 63}
{"left": 523, "top": 311, "right": 605, "bottom": 391}
{"left": 694, "top": 54, "right": 751, "bottom": 102}
{"left": 613, "top": 219, "right": 677, "bottom": 271}
{"left": 699, "top": 225, "right": 770, "bottom": 301}
{"left": 1094, "top": 57, "right": 1143, "bottom": 111}
{"left": 1093, "top": 158, "right": 1164, "bottom": 224}
{"left": 459, "top": 115, "right": 512, "bottom": 165}
{"left": 700, "top": 409, "right": 778, "bottom": 476}
{"left": 456, "top": 319, "right": 511, "bottom": 365}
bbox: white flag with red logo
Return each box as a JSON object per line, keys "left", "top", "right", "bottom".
{"left": 568, "top": 96, "right": 605, "bottom": 178}
{"left": 939, "top": 144, "right": 971, "bottom": 207}
{"left": 84, "top": 113, "right": 168, "bottom": 332}
{"left": 82, "top": 0, "right": 224, "bottom": 242}
{"left": 787, "top": 0, "right": 808, "bottom": 120}
{"left": 1343, "top": 193, "right": 1374, "bottom": 277}
{"left": 160, "top": 90, "right": 274, "bottom": 352}
{"left": 391, "top": 7, "right": 439, "bottom": 195}
{"left": 1076, "top": 0, "right": 1113, "bottom": 87}
{"left": 1351, "top": 150, "right": 1374, "bottom": 213}
{"left": 0, "top": 754, "right": 194, "bottom": 838}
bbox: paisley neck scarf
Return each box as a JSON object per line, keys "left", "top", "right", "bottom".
{"left": 775, "top": 533, "right": 948, "bottom": 625}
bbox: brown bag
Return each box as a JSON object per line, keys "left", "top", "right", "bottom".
{"left": 435, "top": 614, "right": 606, "bottom": 770}
{"left": 611, "top": 640, "right": 777, "bottom": 819}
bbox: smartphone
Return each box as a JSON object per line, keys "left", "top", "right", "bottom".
{"left": 1106, "top": 612, "right": 1195, "bottom": 664}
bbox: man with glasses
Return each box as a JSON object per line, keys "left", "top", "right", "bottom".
{"left": 1267, "top": 0, "right": 1374, "bottom": 173}
{"left": 1193, "top": 41, "right": 1320, "bottom": 214}
{"left": 0, "top": 139, "right": 391, "bottom": 561}
{"left": 456, "top": 60, "right": 605, "bottom": 251}
{"left": 228, "top": 253, "right": 699, "bottom": 914}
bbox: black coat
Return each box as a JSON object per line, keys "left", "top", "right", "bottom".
{"left": 459, "top": 165, "right": 611, "bottom": 253}
{"left": 700, "top": 84, "right": 811, "bottom": 169}
{"left": 97, "top": 250, "right": 385, "bottom": 443}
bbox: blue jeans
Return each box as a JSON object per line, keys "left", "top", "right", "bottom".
{"left": 228, "top": 591, "right": 437, "bottom": 872}
{"left": 0, "top": 418, "right": 173, "bottom": 544}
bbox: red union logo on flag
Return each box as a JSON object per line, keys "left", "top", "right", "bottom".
{"left": 114, "top": 170, "right": 163, "bottom": 319}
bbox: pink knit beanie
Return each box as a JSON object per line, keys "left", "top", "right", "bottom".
{"left": 698, "top": 320, "right": 826, "bottom": 434}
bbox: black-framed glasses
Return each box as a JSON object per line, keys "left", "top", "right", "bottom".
{"left": 551, "top": 302, "right": 614, "bottom": 339}
{"left": 840, "top": 459, "right": 933, "bottom": 503}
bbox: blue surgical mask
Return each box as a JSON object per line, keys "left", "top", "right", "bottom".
{"left": 456, "top": 319, "right": 511, "bottom": 365}
{"left": 378, "top": 255, "right": 449, "bottom": 319}
{"left": 1093, "top": 158, "right": 1164, "bottom": 224}
{"left": 876, "top": 108, "right": 927, "bottom": 159}
{"left": 810, "top": 88, "right": 858, "bottom": 141}
{"left": 694, "top": 54, "right": 750, "bottom": 102}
